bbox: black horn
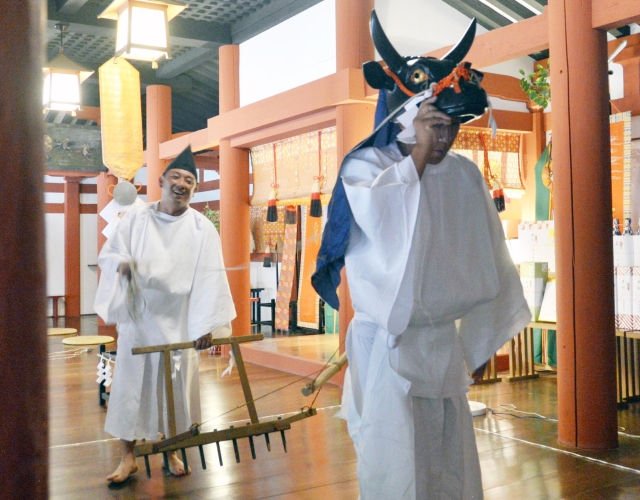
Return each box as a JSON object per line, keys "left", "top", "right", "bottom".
{"left": 441, "top": 18, "right": 477, "bottom": 64}
{"left": 370, "top": 10, "right": 405, "bottom": 74}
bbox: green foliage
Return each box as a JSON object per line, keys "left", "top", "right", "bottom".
{"left": 519, "top": 60, "right": 550, "bottom": 109}
{"left": 203, "top": 203, "right": 220, "bottom": 231}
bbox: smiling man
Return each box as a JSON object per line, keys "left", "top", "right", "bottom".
{"left": 94, "top": 146, "right": 236, "bottom": 483}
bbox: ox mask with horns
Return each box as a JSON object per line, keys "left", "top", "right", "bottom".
{"left": 311, "top": 11, "right": 489, "bottom": 311}
{"left": 365, "top": 10, "right": 488, "bottom": 123}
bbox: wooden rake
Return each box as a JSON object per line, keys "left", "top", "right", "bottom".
{"left": 130, "top": 334, "right": 317, "bottom": 477}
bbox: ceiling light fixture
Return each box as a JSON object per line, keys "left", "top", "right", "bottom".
{"left": 43, "top": 23, "right": 94, "bottom": 113}
{"left": 98, "top": 0, "right": 187, "bottom": 69}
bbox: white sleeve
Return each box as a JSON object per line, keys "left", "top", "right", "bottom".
{"left": 93, "top": 212, "right": 134, "bottom": 324}
{"left": 342, "top": 152, "right": 421, "bottom": 335}
{"left": 458, "top": 179, "right": 531, "bottom": 371}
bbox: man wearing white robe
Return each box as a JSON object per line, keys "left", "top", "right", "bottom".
{"left": 335, "top": 97, "right": 531, "bottom": 499}
{"left": 94, "top": 146, "right": 236, "bottom": 483}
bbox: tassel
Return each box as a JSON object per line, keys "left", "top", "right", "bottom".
{"left": 492, "top": 181, "right": 505, "bottom": 213}
{"left": 266, "top": 188, "right": 278, "bottom": 222}
{"left": 263, "top": 245, "right": 272, "bottom": 267}
{"left": 285, "top": 205, "right": 297, "bottom": 224}
{"left": 309, "top": 180, "right": 322, "bottom": 218}
{"left": 310, "top": 131, "right": 323, "bottom": 218}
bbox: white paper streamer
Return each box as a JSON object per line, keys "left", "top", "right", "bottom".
{"left": 221, "top": 350, "right": 235, "bottom": 378}
{"left": 172, "top": 350, "right": 183, "bottom": 380}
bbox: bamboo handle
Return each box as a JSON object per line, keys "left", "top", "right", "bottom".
{"left": 302, "top": 352, "right": 348, "bottom": 396}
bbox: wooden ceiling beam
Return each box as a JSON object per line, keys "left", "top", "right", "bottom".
{"left": 425, "top": 9, "right": 549, "bottom": 68}
{"left": 593, "top": 0, "right": 640, "bottom": 31}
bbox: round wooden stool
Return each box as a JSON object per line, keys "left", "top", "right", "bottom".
{"left": 62, "top": 335, "right": 115, "bottom": 346}
{"left": 47, "top": 327, "right": 78, "bottom": 336}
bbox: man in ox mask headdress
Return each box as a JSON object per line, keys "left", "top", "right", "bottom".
{"left": 312, "top": 11, "right": 530, "bottom": 500}
{"left": 94, "top": 146, "right": 236, "bottom": 483}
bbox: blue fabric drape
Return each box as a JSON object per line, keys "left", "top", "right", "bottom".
{"left": 311, "top": 89, "right": 400, "bottom": 309}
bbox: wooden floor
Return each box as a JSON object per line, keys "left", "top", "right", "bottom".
{"left": 49, "top": 316, "right": 640, "bottom": 499}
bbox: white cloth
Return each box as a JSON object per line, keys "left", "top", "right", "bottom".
{"left": 340, "top": 144, "right": 531, "bottom": 499}
{"left": 94, "top": 202, "right": 236, "bottom": 441}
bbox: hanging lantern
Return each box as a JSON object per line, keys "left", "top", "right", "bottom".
{"left": 98, "top": 0, "right": 187, "bottom": 68}
{"left": 99, "top": 57, "right": 144, "bottom": 180}
{"left": 43, "top": 23, "right": 94, "bottom": 113}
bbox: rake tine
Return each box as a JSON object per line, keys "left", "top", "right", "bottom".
{"left": 144, "top": 455, "right": 151, "bottom": 478}
{"left": 264, "top": 433, "right": 271, "bottom": 452}
{"left": 214, "top": 429, "right": 223, "bottom": 466}
{"left": 231, "top": 426, "right": 241, "bottom": 463}
{"left": 280, "top": 430, "right": 287, "bottom": 453}
{"left": 199, "top": 445, "right": 207, "bottom": 470}
{"left": 181, "top": 448, "right": 188, "bottom": 472}
{"left": 163, "top": 452, "right": 170, "bottom": 474}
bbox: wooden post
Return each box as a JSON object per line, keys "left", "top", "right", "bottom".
{"left": 336, "top": 0, "right": 374, "bottom": 71}
{"left": 64, "top": 176, "right": 81, "bottom": 316}
{"left": 219, "top": 45, "right": 251, "bottom": 340}
{"left": 333, "top": 0, "right": 375, "bottom": 386}
{"left": 335, "top": 103, "right": 375, "bottom": 384}
{"left": 0, "top": 0, "right": 48, "bottom": 496}
{"left": 146, "top": 85, "right": 172, "bottom": 202}
{"left": 549, "top": 0, "right": 618, "bottom": 449}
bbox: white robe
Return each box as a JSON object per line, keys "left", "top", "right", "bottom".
{"left": 94, "top": 202, "right": 236, "bottom": 441}
{"left": 340, "top": 144, "right": 531, "bottom": 500}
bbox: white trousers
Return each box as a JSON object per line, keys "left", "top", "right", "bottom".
{"left": 343, "top": 319, "right": 483, "bottom": 500}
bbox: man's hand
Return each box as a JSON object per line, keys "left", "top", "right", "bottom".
{"left": 195, "top": 333, "right": 213, "bottom": 350}
{"left": 471, "top": 362, "right": 487, "bottom": 384}
{"left": 410, "top": 96, "right": 457, "bottom": 177}
{"left": 117, "top": 262, "right": 132, "bottom": 280}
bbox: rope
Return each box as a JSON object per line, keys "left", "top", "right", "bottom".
{"left": 381, "top": 62, "right": 473, "bottom": 99}
{"left": 197, "top": 364, "right": 326, "bottom": 428}
{"left": 479, "top": 133, "right": 497, "bottom": 189}
{"left": 307, "top": 339, "right": 345, "bottom": 408}
{"left": 198, "top": 338, "right": 346, "bottom": 429}
{"left": 314, "top": 130, "right": 324, "bottom": 183}
{"left": 271, "top": 143, "right": 278, "bottom": 189}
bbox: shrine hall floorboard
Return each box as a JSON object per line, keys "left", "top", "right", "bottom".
{"left": 49, "top": 316, "right": 640, "bottom": 499}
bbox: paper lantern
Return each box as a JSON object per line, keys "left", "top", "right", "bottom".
{"left": 99, "top": 58, "right": 144, "bottom": 180}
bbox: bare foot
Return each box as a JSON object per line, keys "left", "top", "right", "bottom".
{"left": 166, "top": 451, "right": 191, "bottom": 477}
{"left": 106, "top": 456, "right": 138, "bottom": 483}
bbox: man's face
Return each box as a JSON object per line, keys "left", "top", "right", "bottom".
{"left": 159, "top": 168, "right": 197, "bottom": 212}
{"left": 427, "top": 120, "right": 460, "bottom": 165}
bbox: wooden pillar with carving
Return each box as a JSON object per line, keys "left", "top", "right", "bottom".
{"left": 219, "top": 44, "right": 251, "bottom": 339}
{"left": 549, "top": 0, "right": 618, "bottom": 449}
{"left": 0, "top": 1, "right": 48, "bottom": 496}
{"left": 64, "top": 176, "right": 81, "bottom": 316}
{"left": 146, "top": 85, "right": 172, "bottom": 202}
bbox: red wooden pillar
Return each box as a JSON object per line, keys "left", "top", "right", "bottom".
{"left": 0, "top": 1, "right": 48, "bottom": 496}
{"left": 219, "top": 45, "right": 251, "bottom": 338}
{"left": 64, "top": 176, "right": 81, "bottom": 316}
{"left": 334, "top": 0, "right": 375, "bottom": 384}
{"left": 549, "top": 0, "right": 618, "bottom": 449}
{"left": 146, "top": 85, "right": 172, "bottom": 202}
